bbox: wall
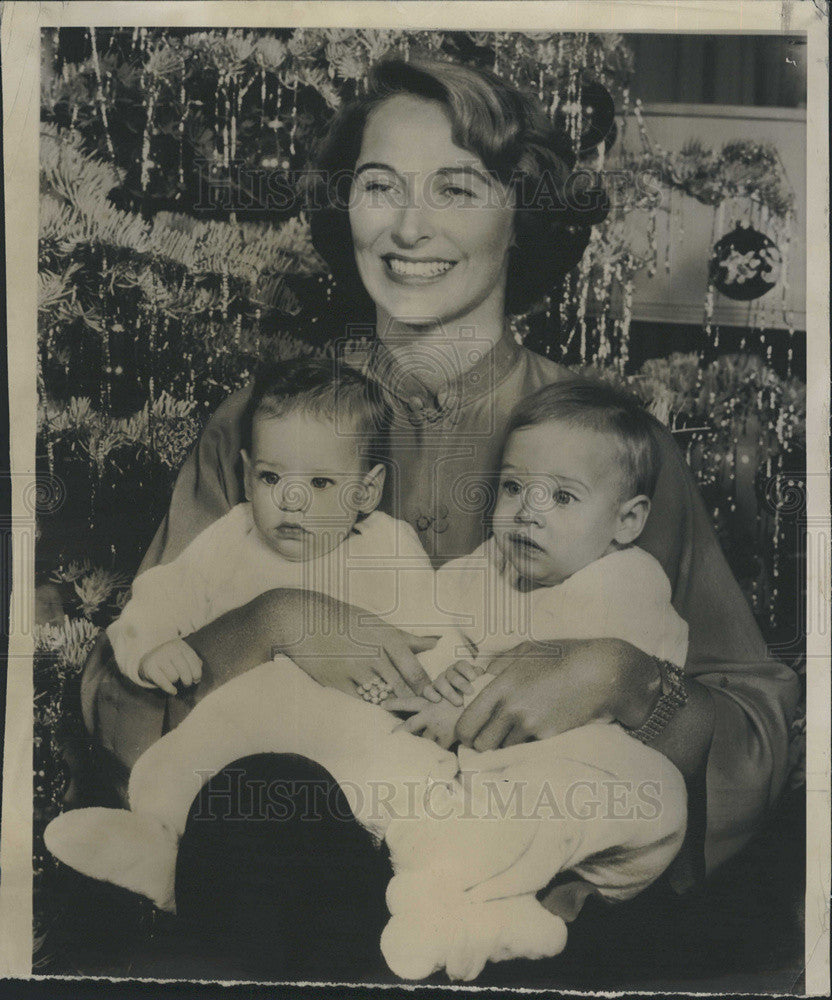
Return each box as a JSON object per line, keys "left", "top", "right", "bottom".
{"left": 623, "top": 103, "right": 806, "bottom": 331}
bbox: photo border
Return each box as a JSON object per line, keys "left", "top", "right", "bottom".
{"left": 2, "top": 2, "right": 829, "bottom": 993}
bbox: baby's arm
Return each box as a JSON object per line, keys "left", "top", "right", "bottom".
{"left": 423, "top": 660, "right": 487, "bottom": 707}
{"left": 136, "top": 638, "right": 203, "bottom": 695}
{"left": 390, "top": 668, "right": 494, "bottom": 750}
{"left": 108, "top": 508, "right": 243, "bottom": 689}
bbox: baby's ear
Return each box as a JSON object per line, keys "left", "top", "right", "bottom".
{"left": 356, "top": 463, "right": 386, "bottom": 514}
{"left": 241, "top": 450, "right": 253, "bottom": 502}
{"left": 614, "top": 494, "right": 650, "bottom": 546}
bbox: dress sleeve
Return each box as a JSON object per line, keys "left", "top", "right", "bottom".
{"left": 638, "top": 422, "right": 801, "bottom": 872}
{"left": 137, "top": 385, "right": 251, "bottom": 573}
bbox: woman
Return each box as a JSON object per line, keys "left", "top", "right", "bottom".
{"left": 79, "top": 57, "right": 799, "bottom": 977}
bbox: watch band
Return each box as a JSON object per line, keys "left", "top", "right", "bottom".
{"left": 628, "top": 659, "right": 688, "bottom": 745}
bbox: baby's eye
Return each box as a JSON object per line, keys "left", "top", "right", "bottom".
{"left": 311, "top": 476, "right": 335, "bottom": 490}
{"left": 501, "top": 479, "right": 522, "bottom": 496}
{"left": 259, "top": 471, "right": 280, "bottom": 486}
{"left": 554, "top": 489, "right": 576, "bottom": 506}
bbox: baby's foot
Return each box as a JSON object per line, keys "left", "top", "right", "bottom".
{"left": 44, "top": 808, "right": 179, "bottom": 912}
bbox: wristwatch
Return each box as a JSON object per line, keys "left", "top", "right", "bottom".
{"left": 627, "top": 658, "right": 688, "bottom": 745}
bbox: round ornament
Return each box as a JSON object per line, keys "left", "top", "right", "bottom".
{"left": 555, "top": 79, "right": 617, "bottom": 153}
{"left": 709, "top": 225, "right": 782, "bottom": 301}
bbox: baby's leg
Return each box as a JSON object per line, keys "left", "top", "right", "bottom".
{"left": 379, "top": 724, "right": 686, "bottom": 980}
{"left": 461, "top": 722, "right": 688, "bottom": 905}
{"left": 131, "top": 656, "right": 455, "bottom": 840}
{"left": 45, "top": 656, "right": 455, "bottom": 913}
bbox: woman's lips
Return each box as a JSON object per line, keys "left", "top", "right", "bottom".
{"left": 382, "top": 255, "right": 457, "bottom": 284}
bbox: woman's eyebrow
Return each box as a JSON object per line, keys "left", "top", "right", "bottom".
{"left": 437, "top": 165, "right": 493, "bottom": 187}
{"left": 354, "top": 162, "right": 493, "bottom": 187}
{"left": 354, "top": 161, "right": 396, "bottom": 177}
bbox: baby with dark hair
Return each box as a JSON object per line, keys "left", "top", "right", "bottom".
{"left": 103, "top": 356, "right": 422, "bottom": 694}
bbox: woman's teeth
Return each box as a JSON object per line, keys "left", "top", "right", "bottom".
{"left": 386, "top": 257, "right": 454, "bottom": 278}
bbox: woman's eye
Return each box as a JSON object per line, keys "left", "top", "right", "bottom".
{"left": 554, "top": 490, "right": 576, "bottom": 505}
{"left": 311, "top": 477, "right": 334, "bottom": 490}
{"left": 361, "top": 178, "right": 400, "bottom": 199}
{"left": 444, "top": 185, "right": 474, "bottom": 198}
{"left": 501, "top": 479, "right": 521, "bottom": 496}
{"left": 259, "top": 471, "right": 280, "bottom": 486}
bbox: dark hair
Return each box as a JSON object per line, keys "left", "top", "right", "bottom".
{"left": 506, "top": 379, "right": 662, "bottom": 498}
{"left": 303, "top": 57, "right": 609, "bottom": 317}
{"left": 242, "top": 357, "right": 391, "bottom": 468}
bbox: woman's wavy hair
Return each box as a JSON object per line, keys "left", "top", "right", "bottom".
{"left": 302, "top": 57, "right": 609, "bottom": 317}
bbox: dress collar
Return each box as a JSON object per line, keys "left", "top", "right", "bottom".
{"left": 341, "top": 324, "right": 521, "bottom": 423}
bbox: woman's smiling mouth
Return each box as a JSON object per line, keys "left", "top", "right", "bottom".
{"left": 383, "top": 255, "right": 457, "bottom": 282}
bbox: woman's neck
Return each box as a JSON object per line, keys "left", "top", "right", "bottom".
{"left": 376, "top": 306, "right": 508, "bottom": 389}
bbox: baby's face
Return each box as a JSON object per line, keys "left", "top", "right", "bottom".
{"left": 492, "top": 420, "right": 631, "bottom": 587}
{"left": 242, "top": 411, "right": 375, "bottom": 561}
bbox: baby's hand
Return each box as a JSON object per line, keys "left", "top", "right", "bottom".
{"left": 422, "top": 660, "right": 486, "bottom": 708}
{"left": 138, "top": 638, "right": 203, "bottom": 695}
{"left": 384, "top": 695, "right": 464, "bottom": 750}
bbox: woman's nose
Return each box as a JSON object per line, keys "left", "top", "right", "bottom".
{"left": 391, "top": 193, "right": 435, "bottom": 245}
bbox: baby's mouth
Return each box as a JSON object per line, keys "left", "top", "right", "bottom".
{"left": 274, "top": 523, "right": 309, "bottom": 539}
{"left": 507, "top": 532, "right": 543, "bottom": 552}
{"left": 382, "top": 255, "right": 457, "bottom": 281}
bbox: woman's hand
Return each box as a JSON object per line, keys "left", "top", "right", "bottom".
{"left": 454, "top": 637, "right": 716, "bottom": 779}
{"left": 186, "top": 587, "right": 436, "bottom": 700}
{"left": 277, "top": 590, "right": 437, "bottom": 698}
{"left": 454, "top": 638, "right": 658, "bottom": 751}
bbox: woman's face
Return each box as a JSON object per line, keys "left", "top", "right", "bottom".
{"left": 349, "top": 94, "right": 516, "bottom": 328}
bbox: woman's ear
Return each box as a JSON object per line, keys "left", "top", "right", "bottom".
{"left": 355, "top": 463, "right": 386, "bottom": 514}
{"left": 241, "top": 450, "right": 253, "bottom": 502}
{"left": 613, "top": 495, "right": 651, "bottom": 546}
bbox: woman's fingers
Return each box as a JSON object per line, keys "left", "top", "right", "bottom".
{"left": 501, "top": 723, "right": 528, "bottom": 748}
{"left": 454, "top": 683, "right": 503, "bottom": 748}
{"left": 367, "top": 656, "right": 414, "bottom": 700}
{"left": 471, "top": 711, "right": 514, "bottom": 752}
{"left": 385, "top": 633, "right": 434, "bottom": 696}
{"left": 382, "top": 695, "right": 429, "bottom": 714}
{"left": 403, "top": 632, "right": 440, "bottom": 653}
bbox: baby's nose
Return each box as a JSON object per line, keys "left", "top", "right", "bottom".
{"left": 276, "top": 479, "right": 310, "bottom": 512}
